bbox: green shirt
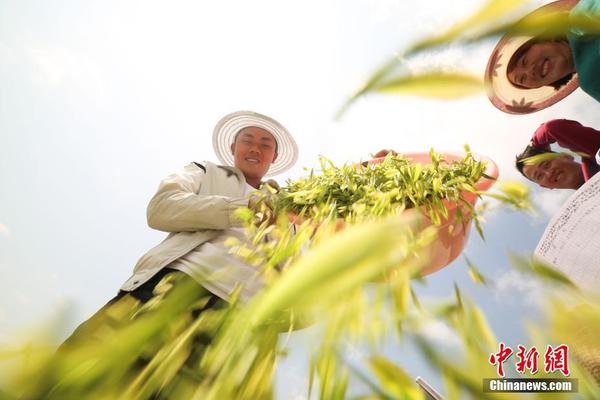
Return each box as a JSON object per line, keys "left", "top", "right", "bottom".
{"left": 568, "top": 0, "right": 600, "bottom": 103}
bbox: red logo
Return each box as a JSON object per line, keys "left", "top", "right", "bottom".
{"left": 516, "top": 345, "right": 539, "bottom": 374}
{"left": 544, "top": 345, "right": 570, "bottom": 376}
{"left": 489, "top": 343, "right": 570, "bottom": 377}
{"left": 489, "top": 342, "right": 513, "bottom": 377}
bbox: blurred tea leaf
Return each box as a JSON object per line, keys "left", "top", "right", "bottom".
{"left": 522, "top": 152, "right": 569, "bottom": 166}
{"left": 369, "top": 355, "right": 424, "bottom": 400}
{"left": 338, "top": 0, "right": 527, "bottom": 115}
{"left": 414, "top": 336, "right": 520, "bottom": 400}
{"left": 465, "top": 256, "right": 487, "bottom": 285}
{"left": 454, "top": 283, "right": 464, "bottom": 311}
{"left": 390, "top": 270, "right": 412, "bottom": 320}
{"left": 406, "top": 0, "right": 527, "bottom": 56}
{"left": 482, "top": 180, "right": 531, "bottom": 211}
{"left": 246, "top": 214, "right": 425, "bottom": 327}
{"left": 503, "top": 12, "right": 600, "bottom": 39}
{"left": 375, "top": 73, "right": 483, "bottom": 99}
{"left": 509, "top": 253, "right": 578, "bottom": 290}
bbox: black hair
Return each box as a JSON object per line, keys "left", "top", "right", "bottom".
{"left": 548, "top": 73, "right": 574, "bottom": 90}
{"left": 515, "top": 145, "right": 555, "bottom": 179}
{"left": 507, "top": 38, "right": 574, "bottom": 91}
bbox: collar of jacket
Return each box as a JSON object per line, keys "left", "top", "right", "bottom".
{"left": 202, "top": 161, "right": 247, "bottom": 184}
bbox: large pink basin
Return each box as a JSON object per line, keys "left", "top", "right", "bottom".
{"left": 369, "top": 152, "right": 498, "bottom": 276}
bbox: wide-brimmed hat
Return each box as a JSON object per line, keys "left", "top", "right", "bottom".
{"left": 212, "top": 110, "right": 298, "bottom": 176}
{"left": 485, "top": 0, "right": 580, "bottom": 115}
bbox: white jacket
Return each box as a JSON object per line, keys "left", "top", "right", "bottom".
{"left": 120, "top": 161, "right": 249, "bottom": 291}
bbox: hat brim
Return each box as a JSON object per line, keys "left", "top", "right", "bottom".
{"left": 212, "top": 111, "right": 298, "bottom": 177}
{"left": 484, "top": 0, "right": 580, "bottom": 115}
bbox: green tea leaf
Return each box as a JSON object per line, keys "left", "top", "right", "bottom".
{"left": 521, "top": 152, "right": 567, "bottom": 166}
{"left": 465, "top": 256, "right": 487, "bottom": 285}
{"left": 376, "top": 73, "right": 482, "bottom": 99}
{"left": 369, "top": 355, "right": 425, "bottom": 400}
{"left": 406, "top": 0, "right": 527, "bottom": 56}
{"left": 510, "top": 254, "right": 578, "bottom": 290}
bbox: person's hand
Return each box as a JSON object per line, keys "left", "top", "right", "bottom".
{"left": 361, "top": 149, "right": 400, "bottom": 167}
{"left": 248, "top": 195, "right": 276, "bottom": 226}
{"left": 264, "top": 179, "right": 280, "bottom": 193}
{"left": 373, "top": 149, "right": 398, "bottom": 158}
{"left": 248, "top": 182, "right": 279, "bottom": 226}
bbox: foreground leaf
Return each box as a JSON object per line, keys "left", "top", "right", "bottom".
{"left": 375, "top": 73, "right": 482, "bottom": 99}
{"left": 369, "top": 355, "right": 424, "bottom": 400}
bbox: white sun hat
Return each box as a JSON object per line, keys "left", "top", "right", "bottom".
{"left": 484, "top": 0, "right": 580, "bottom": 115}
{"left": 212, "top": 110, "right": 298, "bottom": 177}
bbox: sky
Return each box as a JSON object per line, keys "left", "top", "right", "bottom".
{"left": 1, "top": 0, "right": 599, "bottom": 398}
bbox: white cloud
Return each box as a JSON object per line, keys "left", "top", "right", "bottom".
{"left": 0, "top": 41, "right": 17, "bottom": 66}
{"left": 367, "top": 0, "right": 403, "bottom": 25}
{"left": 275, "top": 362, "right": 311, "bottom": 400}
{"left": 494, "top": 270, "right": 547, "bottom": 308}
{"left": 343, "top": 340, "right": 369, "bottom": 362}
{"left": 25, "top": 46, "right": 105, "bottom": 100}
{"left": 417, "top": 319, "right": 461, "bottom": 350}
{"left": 532, "top": 189, "right": 572, "bottom": 219}
{"left": 0, "top": 223, "right": 10, "bottom": 238}
{"left": 27, "top": 47, "right": 65, "bottom": 86}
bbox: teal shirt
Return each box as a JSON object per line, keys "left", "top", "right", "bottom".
{"left": 568, "top": 0, "right": 600, "bottom": 103}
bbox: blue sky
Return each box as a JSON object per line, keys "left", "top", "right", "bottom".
{"left": 1, "top": 0, "right": 599, "bottom": 398}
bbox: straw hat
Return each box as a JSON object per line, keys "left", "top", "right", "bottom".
{"left": 212, "top": 110, "right": 298, "bottom": 176}
{"left": 484, "top": 0, "right": 580, "bottom": 114}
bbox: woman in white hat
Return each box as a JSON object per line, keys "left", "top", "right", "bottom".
{"left": 485, "top": 0, "right": 600, "bottom": 114}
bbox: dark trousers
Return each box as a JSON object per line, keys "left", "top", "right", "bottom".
{"left": 109, "top": 268, "right": 222, "bottom": 312}
{"left": 60, "top": 268, "right": 225, "bottom": 351}
{"left": 44, "top": 268, "right": 276, "bottom": 400}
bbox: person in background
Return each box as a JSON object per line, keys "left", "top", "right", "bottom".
{"left": 516, "top": 119, "right": 600, "bottom": 189}
{"left": 485, "top": 0, "right": 600, "bottom": 115}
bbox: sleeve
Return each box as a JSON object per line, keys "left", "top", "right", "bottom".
{"left": 530, "top": 119, "right": 600, "bottom": 158}
{"left": 569, "top": 0, "right": 600, "bottom": 34}
{"left": 146, "top": 163, "right": 248, "bottom": 232}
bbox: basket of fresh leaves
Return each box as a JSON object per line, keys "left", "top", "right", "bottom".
{"left": 274, "top": 148, "right": 498, "bottom": 276}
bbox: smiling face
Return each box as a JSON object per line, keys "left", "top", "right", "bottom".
{"left": 230, "top": 126, "right": 278, "bottom": 187}
{"left": 507, "top": 40, "right": 575, "bottom": 89}
{"left": 522, "top": 155, "right": 584, "bottom": 189}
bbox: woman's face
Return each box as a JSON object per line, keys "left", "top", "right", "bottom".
{"left": 507, "top": 41, "right": 574, "bottom": 89}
